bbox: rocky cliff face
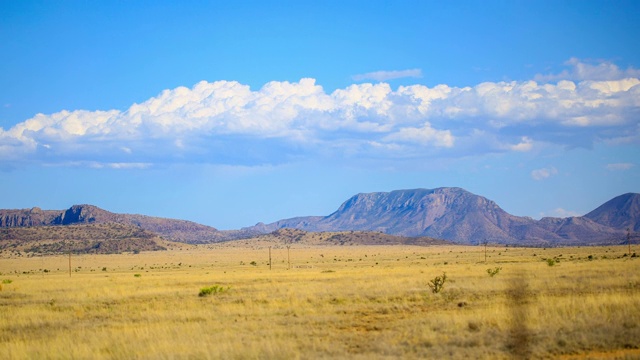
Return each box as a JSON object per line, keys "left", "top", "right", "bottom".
{"left": 245, "top": 188, "right": 638, "bottom": 245}
{"left": 0, "top": 207, "right": 60, "bottom": 227}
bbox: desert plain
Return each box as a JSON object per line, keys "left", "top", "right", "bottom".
{"left": 1, "top": 242, "right": 639, "bottom": 359}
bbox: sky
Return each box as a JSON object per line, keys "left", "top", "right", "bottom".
{"left": 1, "top": 0, "right": 639, "bottom": 230}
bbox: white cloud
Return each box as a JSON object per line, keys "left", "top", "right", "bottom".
{"left": 0, "top": 59, "right": 638, "bottom": 167}
{"left": 606, "top": 163, "right": 634, "bottom": 171}
{"left": 507, "top": 137, "right": 534, "bottom": 152}
{"left": 535, "top": 58, "right": 640, "bottom": 82}
{"left": 552, "top": 208, "right": 580, "bottom": 218}
{"left": 352, "top": 68, "right": 423, "bottom": 82}
{"left": 383, "top": 122, "right": 454, "bottom": 148}
{"left": 531, "top": 167, "right": 558, "bottom": 181}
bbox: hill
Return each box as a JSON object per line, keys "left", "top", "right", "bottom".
{"left": 241, "top": 228, "right": 451, "bottom": 248}
{"left": 0, "top": 204, "right": 256, "bottom": 244}
{"left": 0, "top": 223, "right": 166, "bottom": 255}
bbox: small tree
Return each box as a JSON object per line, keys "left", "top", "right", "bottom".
{"left": 428, "top": 272, "right": 447, "bottom": 293}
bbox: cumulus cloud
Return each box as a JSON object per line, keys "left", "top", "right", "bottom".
{"left": 531, "top": 167, "right": 558, "bottom": 181}
{"left": 0, "top": 59, "right": 639, "bottom": 168}
{"left": 352, "top": 69, "right": 423, "bottom": 82}
{"left": 606, "top": 163, "right": 634, "bottom": 171}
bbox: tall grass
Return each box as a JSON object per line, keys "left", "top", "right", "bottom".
{"left": 0, "top": 244, "right": 638, "bottom": 359}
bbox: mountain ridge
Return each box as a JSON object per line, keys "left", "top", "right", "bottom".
{"left": 2, "top": 187, "right": 638, "bottom": 246}
{"left": 0, "top": 204, "right": 257, "bottom": 244}
{"left": 243, "top": 187, "right": 638, "bottom": 245}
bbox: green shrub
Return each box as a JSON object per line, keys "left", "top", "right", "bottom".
{"left": 486, "top": 267, "right": 502, "bottom": 277}
{"left": 428, "top": 272, "right": 447, "bottom": 294}
{"left": 198, "top": 285, "right": 230, "bottom": 297}
{"left": 134, "top": 274, "right": 142, "bottom": 277}
{"left": 546, "top": 258, "right": 556, "bottom": 266}
{"left": 2, "top": 279, "right": 12, "bottom": 284}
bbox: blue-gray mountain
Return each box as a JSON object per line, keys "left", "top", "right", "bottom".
{"left": 245, "top": 188, "right": 639, "bottom": 245}
{"left": 2, "top": 188, "right": 637, "bottom": 246}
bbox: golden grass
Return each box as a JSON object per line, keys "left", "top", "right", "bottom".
{"left": 1, "top": 244, "right": 639, "bottom": 359}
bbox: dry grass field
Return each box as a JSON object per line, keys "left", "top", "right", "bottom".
{"left": 1, "top": 242, "right": 639, "bottom": 359}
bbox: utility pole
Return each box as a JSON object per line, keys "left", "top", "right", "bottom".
{"left": 269, "top": 246, "right": 272, "bottom": 270}
{"left": 287, "top": 244, "right": 291, "bottom": 270}
{"left": 628, "top": 228, "right": 632, "bottom": 256}
{"left": 68, "top": 251, "right": 72, "bottom": 277}
{"left": 484, "top": 240, "right": 488, "bottom": 263}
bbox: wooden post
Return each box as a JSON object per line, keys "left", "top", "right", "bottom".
{"left": 287, "top": 245, "right": 291, "bottom": 270}
{"left": 269, "top": 246, "right": 272, "bottom": 270}
{"left": 68, "top": 251, "right": 71, "bottom": 277}
{"left": 628, "top": 228, "right": 632, "bottom": 255}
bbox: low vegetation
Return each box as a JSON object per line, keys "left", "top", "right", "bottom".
{"left": 486, "top": 266, "right": 502, "bottom": 277}
{"left": 198, "top": 284, "right": 230, "bottom": 297}
{"left": 428, "top": 272, "right": 447, "bottom": 293}
{"left": 0, "top": 223, "right": 166, "bottom": 255}
{"left": 0, "top": 243, "right": 638, "bottom": 359}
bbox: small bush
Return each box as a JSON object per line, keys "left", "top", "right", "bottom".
{"left": 199, "top": 285, "right": 229, "bottom": 297}
{"left": 486, "top": 267, "right": 502, "bottom": 277}
{"left": 249, "top": 261, "right": 257, "bottom": 266}
{"left": 2, "top": 279, "right": 12, "bottom": 284}
{"left": 134, "top": 274, "right": 142, "bottom": 278}
{"left": 428, "top": 272, "right": 447, "bottom": 294}
{"left": 546, "top": 258, "right": 556, "bottom": 266}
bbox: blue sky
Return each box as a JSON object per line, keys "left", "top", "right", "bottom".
{"left": 1, "top": 1, "right": 639, "bottom": 229}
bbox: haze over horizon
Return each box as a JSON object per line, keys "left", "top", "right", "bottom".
{"left": 1, "top": 1, "right": 639, "bottom": 229}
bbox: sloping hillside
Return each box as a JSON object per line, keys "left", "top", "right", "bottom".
{"left": 0, "top": 223, "right": 166, "bottom": 255}
{"left": 584, "top": 193, "right": 640, "bottom": 232}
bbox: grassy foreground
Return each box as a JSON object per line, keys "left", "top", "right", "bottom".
{"left": 1, "top": 243, "right": 639, "bottom": 359}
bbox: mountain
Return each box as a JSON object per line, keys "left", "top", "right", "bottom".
{"left": 584, "top": 193, "right": 640, "bottom": 232}
{"left": 244, "top": 188, "right": 637, "bottom": 245}
{"left": 0, "top": 204, "right": 256, "bottom": 244}
{"left": 2, "top": 189, "right": 638, "bottom": 247}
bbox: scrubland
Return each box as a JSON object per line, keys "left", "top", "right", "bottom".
{"left": 1, "top": 243, "right": 639, "bottom": 359}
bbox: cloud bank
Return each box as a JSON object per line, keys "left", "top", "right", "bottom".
{"left": 1, "top": 59, "right": 639, "bottom": 168}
